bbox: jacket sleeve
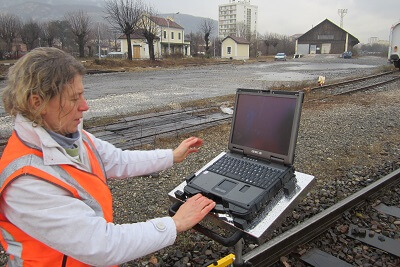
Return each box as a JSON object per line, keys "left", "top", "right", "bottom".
{"left": 1, "top": 176, "right": 177, "bottom": 266}
{"left": 83, "top": 131, "right": 174, "bottom": 179}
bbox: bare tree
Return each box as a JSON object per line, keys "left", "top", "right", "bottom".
{"left": 139, "top": 4, "right": 159, "bottom": 61}
{"left": 41, "top": 21, "right": 60, "bottom": 47}
{"left": 0, "top": 14, "right": 22, "bottom": 57}
{"left": 21, "top": 20, "right": 42, "bottom": 50}
{"left": 187, "top": 31, "right": 203, "bottom": 56}
{"left": 236, "top": 22, "right": 250, "bottom": 40}
{"left": 210, "top": 37, "right": 221, "bottom": 57}
{"left": 263, "top": 33, "right": 280, "bottom": 55}
{"left": 262, "top": 33, "right": 295, "bottom": 56}
{"left": 98, "top": 25, "right": 121, "bottom": 53}
{"left": 65, "top": 10, "right": 92, "bottom": 57}
{"left": 200, "top": 18, "right": 214, "bottom": 56}
{"left": 104, "top": 0, "right": 143, "bottom": 60}
{"left": 96, "top": 22, "right": 114, "bottom": 56}
{"left": 55, "top": 20, "right": 74, "bottom": 50}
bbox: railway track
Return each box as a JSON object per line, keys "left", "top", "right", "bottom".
{"left": 85, "top": 70, "right": 400, "bottom": 152}
{"left": 86, "top": 106, "right": 232, "bottom": 150}
{"left": 0, "top": 106, "right": 232, "bottom": 155}
{"left": 306, "top": 70, "right": 400, "bottom": 101}
{"left": 1, "top": 71, "right": 398, "bottom": 153}
{"left": 241, "top": 167, "right": 400, "bottom": 266}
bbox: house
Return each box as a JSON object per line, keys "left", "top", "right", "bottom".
{"left": 221, "top": 35, "right": 250, "bottom": 60}
{"left": 150, "top": 16, "right": 190, "bottom": 56}
{"left": 119, "top": 30, "right": 161, "bottom": 59}
{"left": 118, "top": 16, "right": 190, "bottom": 59}
{"left": 295, "top": 19, "right": 359, "bottom": 55}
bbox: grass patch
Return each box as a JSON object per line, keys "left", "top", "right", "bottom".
{"left": 83, "top": 57, "right": 241, "bottom": 72}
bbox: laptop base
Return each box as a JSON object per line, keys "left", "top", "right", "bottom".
{"left": 168, "top": 171, "right": 315, "bottom": 245}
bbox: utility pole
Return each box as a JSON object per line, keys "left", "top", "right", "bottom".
{"left": 338, "top": 9, "right": 348, "bottom": 28}
{"left": 213, "top": 38, "right": 215, "bottom": 57}
{"left": 164, "top": 18, "right": 171, "bottom": 55}
{"left": 98, "top": 22, "right": 101, "bottom": 59}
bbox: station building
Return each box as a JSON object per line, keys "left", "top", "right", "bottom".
{"left": 295, "top": 19, "right": 359, "bottom": 55}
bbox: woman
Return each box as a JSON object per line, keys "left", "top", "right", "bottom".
{"left": 0, "top": 47, "right": 215, "bottom": 266}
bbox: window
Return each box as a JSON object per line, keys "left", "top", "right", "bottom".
{"left": 171, "top": 32, "right": 174, "bottom": 40}
{"left": 227, "top": 47, "right": 232, "bottom": 54}
{"left": 317, "top": 35, "right": 334, "bottom": 40}
{"left": 178, "top": 32, "right": 181, "bottom": 40}
{"left": 163, "top": 31, "right": 167, "bottom": 39}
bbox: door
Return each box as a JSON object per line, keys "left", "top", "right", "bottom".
{"left": 297, "top": 44, "right": 309, "bottom": 55}
{"left": 321, "top": 43, "right": 331, "bottom": 54}
{"left": 133, "top": 46, "right": 140, "bottom": 59}
{"left": 310, "top": 45, "right": 317, "bottom": 54}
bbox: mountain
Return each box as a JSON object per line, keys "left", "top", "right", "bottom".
{"left": 0, "top": 0, "right": 104, "bottom": 8}
{"left": 161, "top": 13, "right": 218, "bottom": 37}
{"left": 0, "top": 0, "right": 105, "bottom": 22}
{"left": 0, "top": 0, "right": 218, "bottom": 36}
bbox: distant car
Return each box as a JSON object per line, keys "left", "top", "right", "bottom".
{"left": 342, "top": 51, "right": 352, "bottom": 59}
{"left": 106, "top": 52, "right": 125, "bottom": 58}
{"left": 95, "top": 53, "right": 107, "bottom": 58}
{"left": 274, "top": 53, "right": 287, "bottom": 61}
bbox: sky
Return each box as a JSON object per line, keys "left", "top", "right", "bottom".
{"left": 142, "top": 0, "right": 400, "bottom": 44}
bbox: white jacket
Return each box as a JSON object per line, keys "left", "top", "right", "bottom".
{"left": 0, "top": 114, "right": 177, "bottom": 266}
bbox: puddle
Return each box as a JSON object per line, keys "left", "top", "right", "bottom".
{"left": 254, "top": 62, "right": 376, "bottom": 81}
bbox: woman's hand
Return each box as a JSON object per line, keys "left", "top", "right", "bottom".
{"left": 173, "top": 137, "right": 203, "bottom": 163}
{"left": 172, "top": 194, "right": 215, "bottom": 233}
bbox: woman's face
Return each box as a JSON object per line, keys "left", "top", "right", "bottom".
{"left": 41, "top": 74, "right": 89, "bottom": 135}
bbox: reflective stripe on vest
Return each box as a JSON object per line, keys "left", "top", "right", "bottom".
{"left": 82, "top": 130, "right": 107, "bottom": 181}
{"left": 0, "top": 131, "right": 115, "bottom": 267}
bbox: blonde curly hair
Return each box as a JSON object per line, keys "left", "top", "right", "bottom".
{"left": 2, "top": 47, "right": 86, "bottom": 126}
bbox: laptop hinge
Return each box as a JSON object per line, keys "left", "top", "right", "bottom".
{"left": 231, "top": 147, "right": 244, "bottom": 154}
{"left": 271, "top": 156, "right": 285, "bottom": 164}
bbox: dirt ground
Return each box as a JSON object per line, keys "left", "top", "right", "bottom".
{"left": 0, "top": 56, "right": 275, "bottom": 77}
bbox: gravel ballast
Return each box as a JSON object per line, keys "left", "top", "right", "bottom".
{"left": 108, "top": 80, "right": 400, "bottom": 266}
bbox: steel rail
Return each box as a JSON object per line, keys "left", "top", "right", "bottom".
{"left": 0, "top": 107, "right": 232, "bottom": 155}
{"left": 87, "top": 106, "right": 221, "bottom": 132}
{"left": 334, "top": 76, "right": 400, "bottom": 96}
{"left": 305, "top": 73, "right": 400, "bottom": 103}
{"left": 101, "top": 115, "right": 232, "bottom": 150}
{"left": 242, "top": 168, "right": 400, "bottom": 266}
{"left": 308, "top": 71, "right": 396, "bottom": 92}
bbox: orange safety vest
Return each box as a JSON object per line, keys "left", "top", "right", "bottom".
{"left": 0, "top": 131, "right": 116, "bottom": 267}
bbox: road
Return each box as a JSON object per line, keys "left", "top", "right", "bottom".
{"left": 0, "top": 55, "right": 388, "bottom": 134}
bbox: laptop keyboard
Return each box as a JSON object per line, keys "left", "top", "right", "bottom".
{"left": 207, "top": 155, "right": 283, "bottom": 189}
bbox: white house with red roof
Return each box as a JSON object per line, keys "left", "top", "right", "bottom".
{"left": 119, "top": 16, "right": 190, "bottom": 59}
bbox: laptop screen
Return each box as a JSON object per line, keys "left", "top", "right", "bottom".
{"left": 229, "top": 90, "right": 303, "bottom": 164}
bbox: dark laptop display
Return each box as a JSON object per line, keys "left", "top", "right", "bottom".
{"left": 229, "top": 91, "right": 299, "bottom": 165}
{"left": 183, "top": 89, "right": 304, "bottom": 229}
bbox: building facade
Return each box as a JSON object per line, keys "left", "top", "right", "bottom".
{"left": 119, "top": 30, "right": 162, "bottom": 59}
{"left": 150, "top": 16, "right": 189, "bottom": 56}
{"left": 119, "top": 16, "right": 190, "bottom": 59}
{"left": 218, "top": 0, "right": 258, "bottom": 39}
{"left": 221, "top": 35, "right": 250, "bottom": 60}
{"left": 295, "top": 19, "right": 359, "bottom": 55}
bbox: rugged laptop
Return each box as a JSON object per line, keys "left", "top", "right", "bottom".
{"left": 182, "top": 88, "right": 304, "bottom": 228}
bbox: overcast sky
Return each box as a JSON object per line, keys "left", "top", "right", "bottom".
{"left": 143, "top": 0, "right": 400, "bottom": 43}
